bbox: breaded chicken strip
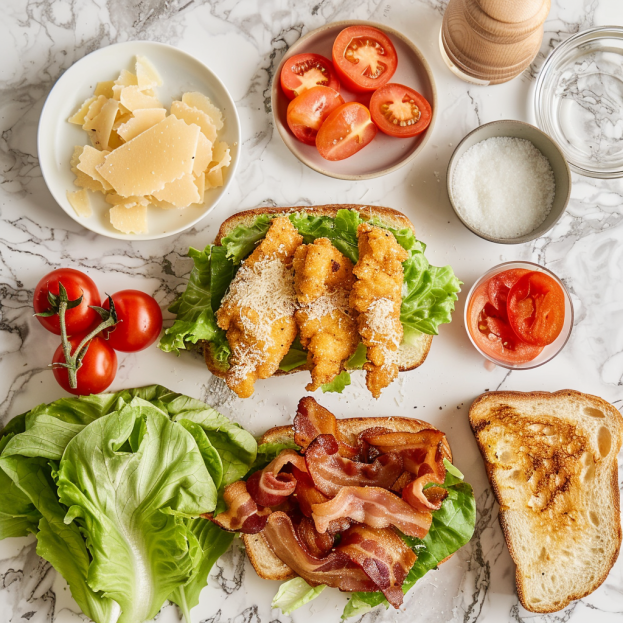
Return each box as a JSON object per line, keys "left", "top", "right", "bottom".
{"left": 293, "top": 238, "right": 359, "bottom": 391}
{"left": 217, "top": 217, "right": 303, "bottom": 398}
{"left": 350, "top": 224, "right": 408, "bottom": 398}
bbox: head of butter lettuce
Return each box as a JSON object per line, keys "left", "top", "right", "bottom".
{"left": 159, "top": 209, "right": 462, "bottom": 391}
{"left": 0, "top": 385, "right": 257, "bottom": 623}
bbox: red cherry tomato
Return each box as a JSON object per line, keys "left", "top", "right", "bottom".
{"left": 34, "top": 268, "right": 101, "bottom": 336}
{"left": 280, "top": 53, "right": 340, "bottom": 100}
{"left": 507, "top": 271, "right": 566, "bottom": 346}
{"left": 487, "top": 268, "right": 531, "bottom": 313}
{"left": 52, "top": 335, "right": 117, "bottom": 395}
{"left": 315, "top": 102, "right": 377, "bottom": 161}
{"left": 286, "top": 86, "right": 345, "bottom": 146}
{"left": 102, "top": 290, "right": 163, "bottom": 352}
{"left": 332, "top": 26, "right": 397, "bottom": 93}
{"left": 369, "top": 84, "right": 432, "bottom": 138}
{"left": 468, "top": 283, "right": 543, "bottom": 364}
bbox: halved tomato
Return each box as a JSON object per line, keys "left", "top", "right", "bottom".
{"left": 280, "top": 53, "right": 340, "bottom": 100}
{"left": 286, "top": 86, "right": 345, "bottom": 145}
{"left": 332, "top": 26, "right": 397, "bottom": 93}
{"left": 370, "top": 84, "right": 432, "bottom": 138}
{"left": 468, "top": 283, "right": 543, "bottom": 365}
{"left": 507, "top": 271, "right": 566, "bottom": 346}
{"left": 487, "top": 268, "right": 531, "bottom": 312}
{"left": 315, "top": 102, "right": 377, "bottom": 161}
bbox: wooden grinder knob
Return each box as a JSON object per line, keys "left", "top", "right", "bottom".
{"left": 440, "top": 0, "right": 551, "bottom": 85}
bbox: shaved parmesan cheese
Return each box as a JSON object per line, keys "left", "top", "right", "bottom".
{"left": 206, "top": 167, "right": 223, "bottom": 188}
{"left": 109, "top": 203, "right": 148, "bottom": 234}
{"left": 77, "top": 146, "right": 112, "bottom": 190}
{"left": 69, "top": 96, "right": 97, "bottom": 125}
{"left": 193, "top": 132, "right": 213, "bottom": 176}
{"left": 96, "top": 115, "right": 200, "bottom": 197}
{"left": 136, "top": 56, "right": 162, "bottom": 90}
{"left": 170, "top": 100, "right": 217, "bottom": 142}
{"left": 107, "top": 130, "right": 124, "bottom": 149}
{"left": 112, "top": 84, "right": 123, "bottom": 101}
{"left": 94, "top": 81, "right": 115, "bottom": 98}
{"left": 182, "top": 91, "right": 224, "bottom": 130}
{"left": 115, "top": 69, "right": 138, "bottom": 86}
{"left": 152, "top": 173, "right": 200, "bottom": 207}
{"left": 120, "top": 86, "right": 162, "bottom": 112}
{"left": 70, "top": 146, "right": 84, "bottom": 169}
{"left": 116, "top": 108, "right": 166, "bottom": 142}
{"left": 194, "top": 172, "right": 205, "bottom": 203}
{"left": 66, "top": 189, "right": 92, "bottom": 218}
{"left": 73, "top": 168, "right": 105, "bottom": 193}
{"left": 82, "top": 95, "right": 108, "bottom": 129}
{"left": 210, "top": 141, "right": 231, "bottom": 171}
{"left": 106, "top": 193, "right": 150, "bottom": 206}
{"left": 149, "top": 196, "right": 177, "bottom": 210}
{"left": 113, "top": 112, "right": 133, "bottom": 130}
{"left": 85, "top": 98, "right": 119, "bottom": 150}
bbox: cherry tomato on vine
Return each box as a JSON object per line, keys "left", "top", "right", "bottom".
{"left": 34, "top": 268, "right": 101, "bottom": 336}
{"left": 102, "top": 290, "right": 163, "bottom": 352}
{"left": 370, "top": 84, "right": 432, "bottom": 138}
{"left": 52, "top": 335, "right": 117, "bottom": 395}
{"left": 280, "top": 53, "right": 340, "bottom": 100}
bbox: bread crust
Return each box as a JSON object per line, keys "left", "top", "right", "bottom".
{"left": 204, "top": 205, "right": 433, "bottom": 379}
{"left": 243, "top": 415, "right": 453, "bottom": 582}
{"left": 469, "top": 389, "right": 623, "bottom": 613}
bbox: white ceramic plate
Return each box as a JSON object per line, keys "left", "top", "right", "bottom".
{"left": 38, "top": 41, "right": 240, "bottom": 240}
{"left": 272, "top": 20, "right": 437, "bottom": 180}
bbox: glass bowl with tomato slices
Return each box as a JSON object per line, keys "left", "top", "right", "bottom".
{"left": 271, "top": 20, "right": 437, "bottom": 180}
{"left": 465, "top": 261, "right": 574, "bottom": 369}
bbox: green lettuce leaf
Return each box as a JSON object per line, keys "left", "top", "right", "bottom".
{"left": 159, "top": 246, "right": 230, "bottom": 357}
{"left": 279, "top": 335, "right": 308, "bottom": 372}
{"left": 221, "top": 214, "right": 273, "bottom": 263}
{"left": 272, "top": 577, "right": 326, "bottom": 615}
{"left": 343, "top": 459, "right": 476, "bottom": 618}
{"left": 57, "top": 400, "right": 217, "bottom": 623}
{"left": 321, "top": 370, "right": 351, "bottom": 393}
{"left": 345, "top": 343, "right": 367, "bottom": 370}
{"left": 210, "top": 245, "right": 237, "bottom": 312}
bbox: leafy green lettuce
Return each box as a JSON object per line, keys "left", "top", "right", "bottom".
{"left": 160, "top": 209, "right": 461, "bottom": 386}
{"left": 272, "top": 577, "right": 326, "bottom": 615}
{"left": 0, "top": 385, "right": 257, "bottom": 623}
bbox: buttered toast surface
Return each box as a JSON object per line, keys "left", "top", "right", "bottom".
{"left": 469, "top": 390, "right": 623, "bottom": 613}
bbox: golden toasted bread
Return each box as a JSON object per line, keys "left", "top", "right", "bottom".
{"left": 242, "top": 415, "right": 452, "bottom": 581}
{"left": 202, "top": 205, "right": 433, "bottom": 379}
{"left": 469, "top": 390, "right": 623, "bottom": 613}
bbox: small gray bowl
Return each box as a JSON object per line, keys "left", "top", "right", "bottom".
{"left": 446, "top": 120, "right": 571, "bottom": 244}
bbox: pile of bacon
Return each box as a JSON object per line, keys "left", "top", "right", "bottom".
{"left": 207, "top": 397, "right": 450, "bottom": 608}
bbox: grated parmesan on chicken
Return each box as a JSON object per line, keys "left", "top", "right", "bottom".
{"left": 365, "top": 298, "right": 401, "bottom": 349}
{"left": 303, "top": 290, "right": 351, "bottom": 322}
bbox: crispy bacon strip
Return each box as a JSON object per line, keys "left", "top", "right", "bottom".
{"left": 305, "top": 434, "right": 403, "bottom": 497}
{"left": 262, "top": 512, "right": 377, "bottom": 592}
{"left": 294, "top": 397, "right": 358, "bottom": 458}
{"left": 247, "top": 449, "right": 307, "bottom": 507}
{"left": 295, "top": 516, "right": 335, "bottom": 558}
{"left": 206, "top": 481, "right": 270, "bottom": 534}
{"left": 363, "top": 430, "right": 448, "bottom": 512}
{"left": 311, "top": 486, "right": 432, "bottom": 538}
{"left": 339, "top": 525, "right": 416, "bottom": 608}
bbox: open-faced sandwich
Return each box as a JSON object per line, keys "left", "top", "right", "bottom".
{"left": 206, "top": 397, "right": 476, "bottom": 617}
{"left": 160, "top": 205, "right": 461, "bottom": 398}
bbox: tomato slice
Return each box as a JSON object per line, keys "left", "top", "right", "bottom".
{"left": 286, "top": 86, "right": 345, "bottom": 145}
{"left": 507, "top": 271, "right": 566, "bottom": 346}
{"left": 332, "top": 26, "right": 397, "bottom": 93}
{"left": 468, "top": 283, "right": 543, "bottom": 365}
{"left": 315, "top": 102, "right": 377, "bottom": 161}
{"left": 370, "top": 84, "right": 432, "bottom": 137}
{"left": 487, "top": 268, "right": 531, "bottom": 312}
{"left": 280, "top": 53, "right": 340, "bottom": 100}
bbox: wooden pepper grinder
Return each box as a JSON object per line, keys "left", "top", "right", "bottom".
{"left": 440, "top": 0, "right": 550, "bottom": 85}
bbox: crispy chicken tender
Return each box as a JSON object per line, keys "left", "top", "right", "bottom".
{"left": 216, "top": 217, "right": 303, "bottom": 398}
{"left": 293, "top": 238, "right": 359, "bottom": 391}
{"left": 350, "top": 223, "right": 408, "bottom": 398}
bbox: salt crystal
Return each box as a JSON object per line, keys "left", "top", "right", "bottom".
{"left": 452, "top": 137, "right": 555, "bottom": 239}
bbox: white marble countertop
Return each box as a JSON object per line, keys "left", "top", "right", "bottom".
{"left": 1, "top": 0, "right": 622, "bottom": 622}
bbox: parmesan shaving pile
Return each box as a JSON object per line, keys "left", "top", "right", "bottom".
{"left": 67, "top": 55, "right": 232, "bottom": 234}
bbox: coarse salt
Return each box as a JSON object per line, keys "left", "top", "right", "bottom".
{"left": 452, "top": 137, "right": 555, "bottom": 239}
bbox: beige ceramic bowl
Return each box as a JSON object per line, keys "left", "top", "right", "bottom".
{"left": 271, "top": 20, "right": 437, "bottom": 180}
{"left": 447, "top": 120, "right": 571, "bottom": 244}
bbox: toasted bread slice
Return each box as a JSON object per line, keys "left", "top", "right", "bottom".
{"left": 243, "top": 415, "right": 452, "bottom": 581}
{"left": 469, "top": 390, "right": 623, "bottom": 613}
{"left": 203, "top": 205, "right": 433, "bottom": 379}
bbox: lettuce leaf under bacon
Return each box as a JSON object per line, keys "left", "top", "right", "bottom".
{"left": 159, "top": 209, "right": 461, "bottom": 386}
